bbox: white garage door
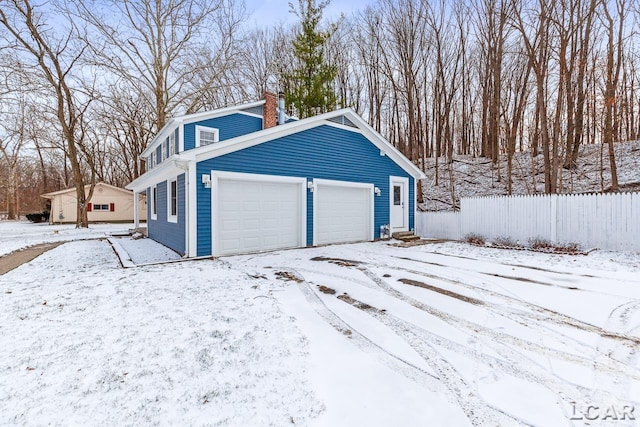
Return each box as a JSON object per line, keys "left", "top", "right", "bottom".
{"left": 315, "top": 180, "right": 373, "bottom": 246}
{"left": 214, "top": 173, "right": 306, "bottom": 256}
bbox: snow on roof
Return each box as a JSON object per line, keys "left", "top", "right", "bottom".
{"left": 41, "top": 182, "right": 133, "bottom": 198}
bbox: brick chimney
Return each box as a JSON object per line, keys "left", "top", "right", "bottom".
{"left": 263, "top": 91, "right": 277, "bottom": 129}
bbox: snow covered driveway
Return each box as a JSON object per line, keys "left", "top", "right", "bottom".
{"left": 1, "top": 224, "right": 639, "bottom": 426}
{"left": 228, "top": 242, "right": 640, "bottom": 426}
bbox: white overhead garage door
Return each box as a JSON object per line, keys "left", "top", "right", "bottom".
{"left": 213, "top": 172, "right": 307, "bottom": 256}
{"left": 314, "top": 179, "right": 374, "bottom": 246}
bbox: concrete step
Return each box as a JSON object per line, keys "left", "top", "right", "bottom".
{"left": 392, "top": 231, "right": 415, "bottom": 239}
{"left": 392, "top": 231, "right": 421, "bottom": 242}
{"left": 398, "top": 235, "right": 421, "bottom": 242}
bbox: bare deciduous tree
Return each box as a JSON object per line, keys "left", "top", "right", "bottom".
{"left": 0, "top": 0, "right": 97, "bottom": 227}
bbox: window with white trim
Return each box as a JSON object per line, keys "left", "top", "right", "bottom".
{"left": 169, "top": 132, "right": 175, "bottom": 156}
{"left": 195, "top": 125, "right": 219, "bottom": 147}
{"left": 167, "top": 178, "right": 178, "bottom": 223}
{"left": 93, "top": 204, "right": 110, "bottom": 211}
{"left": 151, "top": 185, "right": 157, "bottom": 220}
{"left": 162, "top": 138, "right": 167, "bottom": 161}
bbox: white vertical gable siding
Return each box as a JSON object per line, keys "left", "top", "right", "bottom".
{"left": 416, "top": 193, "right": 640, "bottom": 251}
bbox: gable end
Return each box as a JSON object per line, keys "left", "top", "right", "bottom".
{"left": 327, "top": 115, "right": 357, "bottom": 128}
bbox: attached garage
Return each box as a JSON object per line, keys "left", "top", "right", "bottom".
{"left": 127, "top": 98, "right": 426, "bottom": 258}
{"left": 211, "top": 172, "right": 307, "bottom": 256}
{"left": 313, "top": 179, "right": 374, "bottom": 246}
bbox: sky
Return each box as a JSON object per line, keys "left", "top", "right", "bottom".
{"left": 243, "top": 0, "right": 373, "bottom": 27}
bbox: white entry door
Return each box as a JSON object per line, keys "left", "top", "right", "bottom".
{"left": 212, "top": 172, "right": 307, "bottom": 256}
{"left": 390, "top": 176, "right": 409, "bottom": 231}
{"left": 314, "top": 179, "right": 374, "bottom": 246}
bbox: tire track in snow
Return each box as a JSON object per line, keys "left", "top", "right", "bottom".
{"left": 377, "top": 259, "right": 640, "bottom": 349}
{"left": 294, "top": 273, "right": 522, "bottom": 426}
{"left": 590, "top": 299, "right": 640, "bottom": 410}
{"left": 392, "top": 254, "right": 636, "bottom": 302}
{"left": 382, "top": 263, "right": 640, "bottom": 381}
{"left": 358, "top": 265, "right": 640, "bottom": 382}
{"left": 330, "top": 290, "right": 595, "bottom": 426}
{"left": 426, "top": 250, "right": 640, "bottom": 285}
{"left": 352, "top": 266, "right": 640, "bottom": 421}
{"left": 272, "top": 267, "right": 443, "bottom": 392}
{"left": 297, "top": 262, "right": 640, "bottom": 378}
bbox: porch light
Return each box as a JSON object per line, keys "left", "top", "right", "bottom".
{"left": 307, "top": 181, "right": 315, "bottom": 192}
{"left": 202, "top": 174, "right": 211, "bottom": 188}
{"left": 374, "top": 187, "right": 381, "bottom": 196}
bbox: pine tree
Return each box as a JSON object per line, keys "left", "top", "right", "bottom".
{"left": 286, "top": 0, "right": 337, "bottom": 118}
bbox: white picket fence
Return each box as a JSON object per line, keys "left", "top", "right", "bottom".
{"left": 416, "top": 192, "right": 640, "bottom": 251}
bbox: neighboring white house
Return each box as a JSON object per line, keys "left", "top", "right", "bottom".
{"left": 41, "top": 182, "right": 147, "bottom": 224}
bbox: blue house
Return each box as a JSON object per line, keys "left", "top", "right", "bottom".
{"left": 126, "top": 93, "right": 425, "bottom": 257}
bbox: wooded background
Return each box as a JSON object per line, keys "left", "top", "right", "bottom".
{"left": 1, "top": 0, "right": 639, "bottom": 222}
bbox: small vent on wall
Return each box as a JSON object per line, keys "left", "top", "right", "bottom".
{"left": 327, "top": 115, "right": 357, "bottom": 128}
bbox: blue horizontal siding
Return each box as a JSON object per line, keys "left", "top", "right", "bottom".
{"left": 183, "top": 113, "right": 263, "bottom": 151}
{"left": 195, "top": 124, "right": 414, "bottom": 256}
{"left": 147, "top": 174, "right": 186, "bottom": 255}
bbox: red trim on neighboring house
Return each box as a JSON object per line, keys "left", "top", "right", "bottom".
{"left": 110, "top": 203, "right": 115, "bottom": 212}
{"left": 87, "top": 203, "right": 92, "bottom": 212}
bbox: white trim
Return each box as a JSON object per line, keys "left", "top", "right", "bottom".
{"left": 139, "top": 104, "right": 425, "bottom": 180}
{"left": 345, "top": 111, "right": 425, "bottom": 179}
{"left": 180, "top": 100, "right": 264, "bottom": 125}
{"left": 42, "top": 182, "right": 133, "bottom": 198}
{"left": 178, "top": 108, "right": 425, "bottom": 180}
{"left": 389, "top": 176, "right": 409, "bottom": 232}
{"left": 92, "top": 203, "right": 111, "bottom": 211}
{"left": 413, "top": 178, "right": 418, "bottom": 232}
{"left": 234, "top": 110, "right": 263, "bottom": 119}
{"left": 140, "top": 100, "right": 265, "bottom": 158}
{"left": 210, "top": 171, "right": 307, "bottom": 257}
{"left": 150, "top": 185, "right": 158, "bottom": 220}
{"left": 133, "top": 191, "right": 140, "bottom": 228}
{"left": 178, "top": 124, "right": 184, "bottom": 153}
{"left": 187, "top": 164, "right": 197, "bottom": 257}
{"left": 322, "top": 121, "right": 364, "bottom": 133}
{"left": 186, "top": 120, "right": 324, "bottom": 162}
{"left": 312, "top": 178, "right": 375, "bottom": 246}
{"left": 195, "top": 125, "right": 220, "bottom": 147}
{"left": 169, "top": 131, "right": 176, "bottom": 156}
{"left": 126, "top": 159, "right": 187, "bottom": 193}
{"left": 142, "top": 124, "right": 177, "bottom": 159}
{"left": 167, "top": 177, "right": 178, "bottom": 223}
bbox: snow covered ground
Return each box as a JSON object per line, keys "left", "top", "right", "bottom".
{"left": 422, "top": 139, "right": 640, "bottom": 211}
{"left": 1, "top": 222, "right": 639, "bottom": 426}
{"left": 0, "top": 221, "right": 134, "bottom": 257}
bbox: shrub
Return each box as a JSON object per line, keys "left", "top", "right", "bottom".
{"left": 554, "top": 242, "right": 583, "bottom": 253}
{"left": 492, "top": 236, "right": 522, "bottom": 248}
{"left": 464, "top": 233, "right": 486, "bottom": 245}
{"left": 528, "top": 237, "right": 554, "bottom": 249}
{"left": 26, "top": 211, "right": 50, "bottom": 223}
{"left": 528, "top": 238, "right": 583, "bottom": 253}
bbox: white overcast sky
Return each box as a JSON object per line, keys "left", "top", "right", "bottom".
{"left": 244, "top": 0, "right": 373, "bottom": 27}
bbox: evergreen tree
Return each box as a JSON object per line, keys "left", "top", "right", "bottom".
{"left": 286, "top": 0, "right": 338, "bottom": 118}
